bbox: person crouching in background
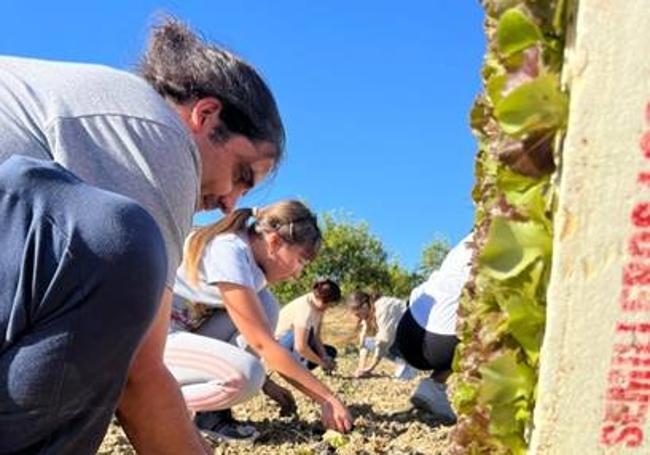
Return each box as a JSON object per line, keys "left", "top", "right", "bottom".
{"left": 347, "top": 292, "right": 415, "bottom": 380}
{"left": 276, "top": 278, "right": 341, "bottom": 373}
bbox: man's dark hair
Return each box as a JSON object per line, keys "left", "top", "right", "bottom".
{"left": 139, "top": 18, "right": 285, "bottom": 167}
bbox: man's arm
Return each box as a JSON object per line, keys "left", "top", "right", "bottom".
{"left": 116, "top": 288, "right": 210, "bottom": 454}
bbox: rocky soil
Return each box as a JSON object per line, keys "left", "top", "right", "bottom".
{"left": 99, "top": 306, "right": 453, "bottom": 454}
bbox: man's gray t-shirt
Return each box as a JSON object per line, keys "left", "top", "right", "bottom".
{"left": 0, "top": 56, "right": 201, "bottom": 285}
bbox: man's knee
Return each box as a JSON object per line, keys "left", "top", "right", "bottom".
{"left": 84, "top": 196, "right": 166, "bottom": 282}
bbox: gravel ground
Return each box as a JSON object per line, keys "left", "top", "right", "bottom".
{"left": 99, "top": 306, "right": 453, "bottom": 454}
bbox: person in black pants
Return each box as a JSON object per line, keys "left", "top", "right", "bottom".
{"left": 393, "top": 234, "right": 474, "bottom": 425}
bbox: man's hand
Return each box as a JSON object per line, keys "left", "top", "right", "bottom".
{"left": 321, "top": 396, "right": 353, "bottom": 433}
{"left": 262, "top": 377, "right": 297, "bottom": 417}
{"left": 117, "top": 289, "right": 209, "bottom": 454}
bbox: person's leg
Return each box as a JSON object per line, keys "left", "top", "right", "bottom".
{"left": 164, "top": 332, "right": 266, "bottom": 412}
{"left": 0, "top": 156, "right": 167, "bottom": 453}
{"left": 196, "top": 288, "right": 279, "bottom": 350}
{"left": 393, "top": 309, "right": 431, "bottom": 371}
{"left": 195, "top": 308, "right": 240, "bottom": 345}
{"left": 164, "top": 331, "right": 264, "bottom": 442}
{"left": 421, "top": 332, "right": 459, "bottom": 383}
{"left": 394, "top": 308, "right": 457, "bottom": 424}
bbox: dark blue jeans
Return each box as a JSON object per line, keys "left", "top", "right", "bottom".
{"left": 278, "top": 327, "right": 337, "bottom": 370}
{"left": 0, "top": 156, "right": 167, "bottom": 454}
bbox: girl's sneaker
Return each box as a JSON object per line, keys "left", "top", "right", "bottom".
{"left": 195, "top": 409, "right": 260, "bottom": 443}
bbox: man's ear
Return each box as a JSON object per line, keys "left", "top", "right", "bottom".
{"left": 188, "top": 97, "right": 223, "bottom": 134}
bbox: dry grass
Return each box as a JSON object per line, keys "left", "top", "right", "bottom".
{"left": 99, "top": 306, "right": 452, "bottom": 454}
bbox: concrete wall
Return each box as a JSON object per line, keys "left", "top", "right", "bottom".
{"left": 530, "top": 0, "right": 650, "bottom": 452}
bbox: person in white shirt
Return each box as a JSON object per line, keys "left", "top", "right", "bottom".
{"left": 276, "top": 278, "right": 341, "bottom": 372}
{"left": 165, "top": 200, "right": 353, "bottom": 442}
{"left": 394, "top": 234, "right": 474, "bottom": 425}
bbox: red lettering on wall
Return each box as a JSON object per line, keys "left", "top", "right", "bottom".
{"left": 616, "top": 322, "right": 650, "bottom": 333}
{"left": 623, "top": 262, "right": 650, "bottom": 286}
{"left": 614, "top": 343, "right": 650, "bottom": 355}
{"left": 606, "top": 388, "right": 650, "bottom": 403}
{"left": 641, "top": 132, "right": 650, "bottom": 158}
{"left": 601, "top": 425, "right": 644, "bottom": 448}
{"left": 621, "top": 286, "right": 650, "bottom": 312}
{"left": 632, "top": 203, "right": 650, "bottom": 228}
{"left": 604, "top": 401, "right": 648, "bottom": 425}
{"left": 630, "top": 231, "right": 650, "bottom": 258}
{"left": 598, "top": 103, "right": 650, "bottom": 448}
{"left": 638, "top": 172, "right": 650, "bottom": 186}
{"left": 613, "top": 356, "right": 650, "bottom": 368}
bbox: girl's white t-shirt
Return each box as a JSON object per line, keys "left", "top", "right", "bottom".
{"left": 173, "top": 232, "right": 267, "bottom": 308}
{"left": 408, "top": 234, "right": 473, "bottom": 335}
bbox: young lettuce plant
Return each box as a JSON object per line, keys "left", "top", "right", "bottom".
{"left": 449, "top": 1, "right": 570, "bottom": 453}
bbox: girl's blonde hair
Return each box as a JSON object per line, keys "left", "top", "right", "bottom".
{"left": 183, "top": 200, "right": 321, "bottom": 284}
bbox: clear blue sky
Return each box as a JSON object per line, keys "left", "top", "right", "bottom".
{"left": 0, "top": 1, "right": 485, "bottom": 271}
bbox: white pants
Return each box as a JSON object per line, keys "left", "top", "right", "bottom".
{"left": 165, "top": 288, "right": 279, "bottom": 412}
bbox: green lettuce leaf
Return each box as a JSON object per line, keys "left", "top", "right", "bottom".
{"left": 497, "top": 8, "right": 542, "bottom": 57}
{"left": 494, "top": 74, "right": 568, "bottom": 136}
{"left": 479, "top": 217, "right": 551, "bottom": 281}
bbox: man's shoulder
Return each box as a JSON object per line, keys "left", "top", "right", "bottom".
{"left": 1, "top": 56, "right": 184, "bottom": 132}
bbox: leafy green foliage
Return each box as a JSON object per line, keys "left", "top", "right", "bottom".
{"left": 415, "top": 235, "right": 451, "bottom": 279}
{"left": 497, "top": 8, "right": 542, "bottom": 57}
{"left": 494, "top": 75, "right": 568, "bottom": 137}
{"left": 272, "top": 212, "right": 419, "bottom": 304}
{"left": 479, "top": 217, "right": 551, "bottom": 281}
{"left": 322, "top": 430, "right": 349, "bottom": 449}
{"left": 449, "top": 1, "right": 569, "bottom": 453}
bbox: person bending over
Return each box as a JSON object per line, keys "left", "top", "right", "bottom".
{"left": 393, "top": 234, "right": 474, "bottom": 425}
{"left": 0, "top": 19, "right": 285, "bottom": 454}
{"left": 276, "top": 278, "right": 341, "bottom": 373}
{"left": 347, "top": 292, "right": 414, "bottom": 379}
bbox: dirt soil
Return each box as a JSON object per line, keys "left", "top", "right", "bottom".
{"left": 99, "top": 306, "right": 452, "bottom": 454}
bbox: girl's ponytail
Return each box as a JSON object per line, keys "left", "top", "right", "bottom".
{"left": 183, "top": 208, "right": 253, "bottom": 284}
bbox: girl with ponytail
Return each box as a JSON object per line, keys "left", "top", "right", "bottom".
{"left": 165, "top": 200, "right": 352, "bottom": 442}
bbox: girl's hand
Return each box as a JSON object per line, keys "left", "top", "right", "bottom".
{"left": 353, "top": 368, "right": 371, "bottom": 378}
{"left": 322, "top": 356, "right": 336, "bottom": 373}
{"left": 321, "top": 397, "right": 353, "bottom": 433}
{"left": 263, "top": 379, "right": 298, "bottom": 417}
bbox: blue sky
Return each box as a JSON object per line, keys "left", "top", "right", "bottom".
{"left": 1, "top": 1, "right": 485, "bottom": 271}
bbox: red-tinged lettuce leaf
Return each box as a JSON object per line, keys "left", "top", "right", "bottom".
{"left": 494, "top": 74, "right": 568, "bottom": 136}
{"left": 496, "top": 167, "right": 552, "bottom": 223}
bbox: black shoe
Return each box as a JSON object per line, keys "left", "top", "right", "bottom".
{"left": 195, "top": 409, "right": 260, "bottom": 443}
